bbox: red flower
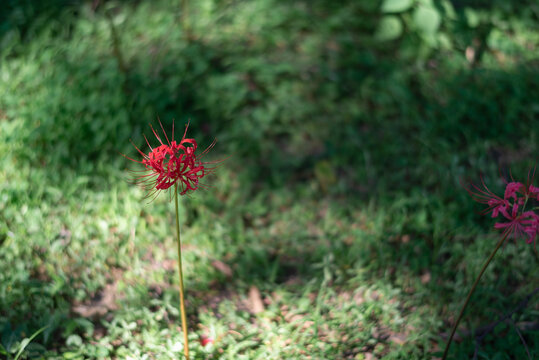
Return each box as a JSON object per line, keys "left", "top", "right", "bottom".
{"left": 199, "top": 335, "right": 214, "bottom": 347}
{"left": 123, "top": 120, "right": 218, "bottom": 198}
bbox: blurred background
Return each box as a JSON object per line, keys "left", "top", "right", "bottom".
{"left": 0, "top": 0, "right": 538, "bottom": 358}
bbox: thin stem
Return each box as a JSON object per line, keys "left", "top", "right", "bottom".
{"left": 442, "top": 233, "right": 508, "bottom": 360}
{"left": 174, "top": 183, "right": 190, "bottom": 360}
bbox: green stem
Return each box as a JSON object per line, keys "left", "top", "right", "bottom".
{"left": 174, "top": 184, "right": 190, "bottom": 360}
{"left": 442, "top": 232, "right": 508, "bottom": 359}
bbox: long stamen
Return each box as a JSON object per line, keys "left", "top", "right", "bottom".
{"left": 158, "top": 116, "right": 171, "bottom": 146}
{"left": 182, "top": 120, "right": 190, "bottom": 141}
{"left": 143, "top": 134, "right": 154, "bottom": 151}
{"left": 149, "top": 123, "right": 164, "bottom": 145}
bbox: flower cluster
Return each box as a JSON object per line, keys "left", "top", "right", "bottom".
{"left": 124, "top": 120, "right": 217, "bottom": 198}
{"left": 468, "top": 169, "right": 539, "bottom": 250}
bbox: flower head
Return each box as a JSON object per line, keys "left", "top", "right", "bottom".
{"left": 467, "top": 168, "right": 538, "bottom": 251}
{"left": 199, "top": 335, "right": 214, "bottom": 347}
{"left": 123, "top": 119, "right": 219, "bottom": 199}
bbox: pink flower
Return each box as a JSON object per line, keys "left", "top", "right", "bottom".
{"left": 522, "top": 183, "right": 539, "bottom": 202}
{"left": 503, "top": 182, "right": 522, "bottom": 202}
{"left": 524, "top": 213, "right": 539, "bottom": 250}
{"left": 123, "top": 119, "right": 219, "bottom": 198}
{"left": 466, "top": 176, "right": 509, "bottom": 218}
{"left": 510, "top": 166, "right": 539, "bottom": 202}
{"left": 495, "top": 210, "right": 537, "bottom": 249}
{"left": 529, "top": 185, "right": 539, "bottom": 201}
{"left": 467, "top": 170, "right": 538, "bottom": 250}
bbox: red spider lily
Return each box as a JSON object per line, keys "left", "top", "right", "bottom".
{"left": 123, "top": 119, "right": 219, "bottom": 199}
{"left": 494, "top": 207, "right": 536, "bottom": 247}
{"left": 467, "top": 170, "right": 538, "bottom": 251}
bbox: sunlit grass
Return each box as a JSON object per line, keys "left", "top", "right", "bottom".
{"left": 0, "top": 0, "right": 538, "bottom": 359}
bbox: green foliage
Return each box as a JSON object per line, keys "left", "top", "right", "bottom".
{"left": 381, "top": 0, "right": 414, "bottom": 13}
{"left": 0, "top": 0, "right": 538, "bottom": 358}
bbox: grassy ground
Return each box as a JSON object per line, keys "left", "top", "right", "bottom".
{"left": 1, "top": 0, "right": 538, "bottom": 359}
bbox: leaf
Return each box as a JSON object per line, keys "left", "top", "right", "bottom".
{"left": 1, "top": 323, "right": 17, "bottom": 353}
{"left": 66, "top": 334, "right": 82, "bottom": 347}
{"left": 15, "top": 339, "right": 31, "bottom": 358}
{"left": 464, "top": 8, "right": 480, "bottom": 28}
{"left": 375, "top": 16, "right": 403, "bottom": 41}
{"left": 440, "top": 0, "right": 457, "bottom": 20}
{"left": 211, "top": 260, "right": 233, "bottom": 277}
{"left": 14, "top": 325, "right": 48, "bottom": 360}
{"left": 62, "top": 352, "right": 81, "bottom": 359}
{"left": 381, "top": 0, "right": 413, "bottom": 13}
{"left": 438, "top": 33, "right": 452, "bottom": 49}
{"left": 413, "top": 6, "right": 441, "bottom": 34}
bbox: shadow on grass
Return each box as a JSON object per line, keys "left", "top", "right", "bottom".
{"left": 2, "top": 0, "right": 539, "bottom": 356}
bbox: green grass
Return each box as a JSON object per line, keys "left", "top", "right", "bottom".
{"left": 0, "top": 0, "right": 538, "bottom": 359}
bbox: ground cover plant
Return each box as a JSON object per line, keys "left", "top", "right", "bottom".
{"left": 0, "top": 0, "right": 538, "bottom": 359}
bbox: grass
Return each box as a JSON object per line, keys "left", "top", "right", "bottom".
{"left": 0, "top": 0, "right": 538, "bottom": 359}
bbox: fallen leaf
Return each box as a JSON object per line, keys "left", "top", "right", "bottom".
{"left": 389, "top": 333, "right": 406, "bottom": 345}
{"left": 212, "top": 260, "right": 233, "bottom": 277}
{"left": 72, "top": 283, "right": 120, "bottom": 318}
{"left": 248, "top": 286, "right": 265, "bottom": 314}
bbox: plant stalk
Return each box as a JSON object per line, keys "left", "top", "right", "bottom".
{"left": 442, "top": 233, "right": 508, "bottom": 359}
{"left": 174, "top": 183, "right": 190, "bottom": 360}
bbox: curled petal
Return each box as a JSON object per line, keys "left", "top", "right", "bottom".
{"left": 504, "top": 182, "right": 523, "bottom": 201}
